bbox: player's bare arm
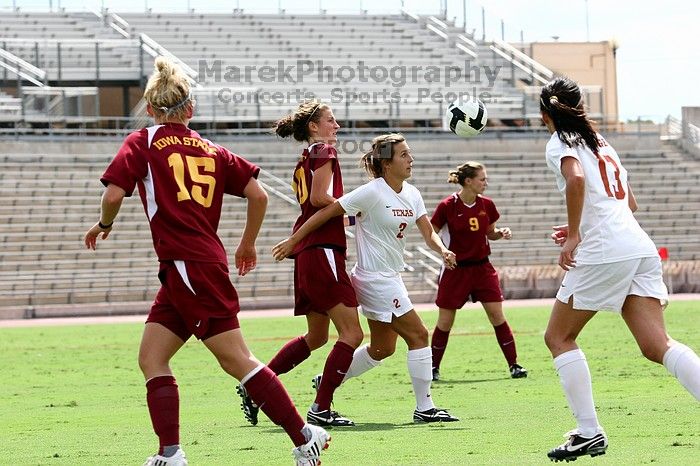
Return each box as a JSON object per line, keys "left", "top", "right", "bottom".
{"left": 235, "top": 178, "right": 268, "bottom": 276}
{"left": 417, "top": 215, "right": 456, "bottom": 269}
{"left": 272, "top": 201, "right": 346, "bottom": 261}
{"left": 560, "top": 156, "right": 585, "bottom": 270}
{"left": 487, "top": 222, "right": 512, "bottom": 240}
{"left": 309, "top": 160, "right": 336, "bottom": 207}
{"left": 83, "top": 183, "right": 126, "bottom": 250}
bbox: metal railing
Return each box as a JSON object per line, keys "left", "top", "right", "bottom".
{"left": 490, "top": 38, "right": 554, "bottom": 85}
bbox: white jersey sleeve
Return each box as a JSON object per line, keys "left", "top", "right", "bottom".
{"left": 545, "top": 133, "right": 658, "bottom": 265}
{"left": 338, "top": 179, "right": 380, "bottom": 216}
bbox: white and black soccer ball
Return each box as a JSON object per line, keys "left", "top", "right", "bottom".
{"left": 444, "top": 97, "right": 488, "bottom": 138}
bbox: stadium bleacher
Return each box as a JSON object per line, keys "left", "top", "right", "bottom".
{"left": 1, "top": 133, "right": 699, "bottom": 318}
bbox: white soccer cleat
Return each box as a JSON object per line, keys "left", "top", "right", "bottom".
{"left": 292, "top": 424, "right": 331, "bottom": 466}
{"left": 143, "top": 448, "right": 188, "bottom": 466}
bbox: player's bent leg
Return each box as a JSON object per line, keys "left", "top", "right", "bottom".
{"left": 622, "top": 295, "right": 700, "bottom": 400}
{"left": 366, "top": 318, "right": 400, "bottom": 360}
{"left": 308, "top": 304, "right": 362, "bottom": 426}
{"left": 328, "top": 303, "right": 364, "bottom": 348}
{"left": 138, "top": 322, "right": 186, "bottom": 379}
{"left": 304, "top": 312, "right": 332, "bottom": 351}
{"left": 621, "top": 295, "right": 672, "bottom": 364}
{"left": 204, "top": 329, "right": 265, "bottom": 426}
{"left": 545, "top": 298, "right": 602, "bottom": 446}
{"left": 390, "top": 309, "right": 429, "bottom": 350}
{"left": 139, "top": 323, "right": 188, "bottom": 462}
{"left": 544, "top": 298, "right": 597, "bottom": 358}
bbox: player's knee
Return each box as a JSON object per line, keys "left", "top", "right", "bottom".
{"left": 412, "top": 326, "right": 430, "bottom": 347}
{"left": 369, "top": 345, "right": 394, "bottom": 360}
{"left": 305, "top": 333, "right": 329, "bottom": 351}
{"left": 638, "top": 342, "right": 666, "bottom": 364}
{"left": 544, "top": 329, "right": 565, "bottom": 353}
{"left": 339, "top": 327, "right": 364, "bottom": 348}
{"left": 138, "top": 353, "right": 167, "bottom": 377}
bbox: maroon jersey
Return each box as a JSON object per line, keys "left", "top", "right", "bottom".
{"left": 290, "top": 143, "right": 346, "bottom": 255}
{"left": 101, "top": 123, "right": 259, "bottom": 264}
{"left": 431, "top": 193, "right": 499, "bottom": 262}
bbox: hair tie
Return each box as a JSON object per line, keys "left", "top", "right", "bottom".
{"left": 549, "top": 95, "right": 559, "bottom": 105}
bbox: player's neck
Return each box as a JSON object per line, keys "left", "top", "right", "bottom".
{"left": 383, "top": 174, "right": 403, "bottom": 193}
{"left": 458, "top": 190, "right": 477, "bottom": 205}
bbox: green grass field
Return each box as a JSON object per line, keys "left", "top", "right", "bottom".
{"left": 1, "top": 302, "right": 698, "bottom": 465}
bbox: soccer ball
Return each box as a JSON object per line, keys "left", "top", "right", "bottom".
{"left": 444, "top": 97, "right": 487, "bottom": 138}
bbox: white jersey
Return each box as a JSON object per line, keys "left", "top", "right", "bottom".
{"left": 339, "top": 177, "right": 427, "bottom": 273}
{"left": 545, "top": 132, "right": 658, "bottom": 265}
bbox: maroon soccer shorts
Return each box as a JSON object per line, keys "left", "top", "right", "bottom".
{"left": 294, "top": 247, "right": 359, "bottom": 316}
{"left": 435, "top": 261, "right": 504, "bottom": 309}
{"left": 148, "top": 260, "right": 240, "bottom": 341}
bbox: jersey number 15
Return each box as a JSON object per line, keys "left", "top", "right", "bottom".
{"left": 168, "top": 152, "right": 216, "bottom": 208}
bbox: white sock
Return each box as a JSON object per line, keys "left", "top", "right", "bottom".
{"left": 342, "top": 344, "right": 381, "bottom": 383}
{"left": 663, "top": 343, "right": 700, "bottom": 400}
{"left": 553, "top": 349, "right": 600, "bottom": 437}
{"left": 407, "top": 347, "right": 435, "bottom": 412}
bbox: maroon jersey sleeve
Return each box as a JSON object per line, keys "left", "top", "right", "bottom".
{"left": 220, "top": 147, "right": 260, "bottom": 197}
{"left": 483, "top": 196, "right": 500, "bottom": 225}
{"left": 431, "top": 196, "right": 450, "bottom": 229}
{"left": 100, "top": 131, "right": 148, "bottom": 196}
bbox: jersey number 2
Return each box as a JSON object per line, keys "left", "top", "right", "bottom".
{"left": 396, "top": 222, "right": 408, "bottom": 239}
{"left": 167, "top": 153, "right": 216, "bottom": 208}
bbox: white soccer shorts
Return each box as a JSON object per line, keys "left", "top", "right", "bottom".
{"left": 350, "top": 265, "right": 413, "bottom": 323}
{"left": 556, "top": 256, "right": 669, "bottom": 313}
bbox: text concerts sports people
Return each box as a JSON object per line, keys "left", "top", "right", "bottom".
{"left": 273, "top": 133, "right": 460, "bottom": 423}
{"left": 540, "top": 76, "right": 700, "bottom": 462}
{"left": 430, "top": 161, "right": 527, "bottom": 381}
{"left": 236, "top": 100, "right": 363, "bottom": 429}
{"left": 83, "top": 57, "right": 330, "bottom": 466}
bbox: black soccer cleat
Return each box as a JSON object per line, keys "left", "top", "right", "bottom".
{"left": 547, "top": 430, "right": 608, "bottom": 462}
{"left": 311, "top": 373, "right": 322, "bottom": 392}
{"left": 236, "top": 383, "right": 259, "bottom": 426}
{"left": 413, "top": 407, "right": 459, "bottom": 423}
{"left": 432, "top": 367, "right": 440, "bottom": 381}
{"left": 510, "top": 363, "right": 528, "bottom": 379}
{"left": 307, "top": 408, "right": 355, "bottom": 427}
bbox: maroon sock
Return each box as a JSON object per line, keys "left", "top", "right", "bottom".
{"left": 267, "top": 335, "right": 311, "bottom": 375}
{"left": 494, "top": 321, "right": 517, "bottom": 366}
{"left": 431, "top": 327, "right": 451, "bottom": 371}
{"left": 314, "top": 341, "right": 355, "bottom": 411}
{"left": 244, "top": 366, "right": 306, "bottom": 446}
{"left": 146, "top": 375, "right": 180, "bottom": 454}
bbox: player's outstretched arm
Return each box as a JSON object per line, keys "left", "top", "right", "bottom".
{"left": 84, "top": 183, "right": 126, "bottom": 250}
{"left": 416, "top": 215, "right": 456, "bottom": 269}
{"left": 272, "top": 201, "right": 346, "bottom": 261}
